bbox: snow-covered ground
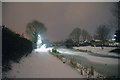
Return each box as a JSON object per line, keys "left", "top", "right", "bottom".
{"left": 6, "top": 49, "right": 85, "bottom": 78}
{"left": 57, "top": 48, "right": 119, "bottom": 64}
{"left": 73, "top": 46, "right": 119, "bottom": 57}
{"left": 57, "top": 48, "right": 119, "bottom": 77}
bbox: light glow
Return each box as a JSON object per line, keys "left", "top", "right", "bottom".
{"left": 114, "top": 35, "right": 116, "bottom": 37}
{"left": 35, "top": 44, "right": 47, "bottom": 52}
{"left": 35, "top": 34, "right": 52, "bottom": 52}
{"left": 37, "top": 34, "right": 42, "bottom": 48}
{"left": 112, "top": 38, "right": 115, "bottom": 41}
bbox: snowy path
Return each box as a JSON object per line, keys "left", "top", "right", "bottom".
{"left": 6, "top": 50, "right": 85, "bottom": 78}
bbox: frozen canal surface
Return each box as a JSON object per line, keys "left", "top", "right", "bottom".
{"left": 57, "top": 48, "right": 120, "bottom": 78}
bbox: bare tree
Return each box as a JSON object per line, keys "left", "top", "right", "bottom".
{"left": 112, "top": 2, "right": 120, "bottom": 30}
{"left": 94, "top": 25, "right": 110, "bottom": 48}
{"left": 81, "top": 29, "right": 92, "bottom": 41}
{"left": 112, "top": 2, "right": 120, "bottom": 44}
{"left": 26, "top": 20, "right": 47, "bottom": 48}
{"left": 70, "top": 28, "right": 81, "bottom": 44}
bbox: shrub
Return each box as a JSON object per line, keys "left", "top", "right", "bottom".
{"left": 2, "top": 26, "right": 33, "bottom": 72}
{"left": 64, "top": 39, "right": 74, "bottom": 48}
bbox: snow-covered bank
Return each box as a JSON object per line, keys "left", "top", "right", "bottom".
{"left": 73, "top": 46, "right": 119, "bottom": 57}
{"left": 57, "top": 48, "right": 119, "bottom": 77}
{"left": 6, "top": 50, "right": 85, "bottom": 78}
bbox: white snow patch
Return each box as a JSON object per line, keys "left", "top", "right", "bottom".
{"left": 6, "top": 50, "right": 85, "bottom": 78}
{"left": 57, "top": 48, "right": 119, "bottom": 65}
{"left": 73, "top": 46, "right": 119, "bottom": 57}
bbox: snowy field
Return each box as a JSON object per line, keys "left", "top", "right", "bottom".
{"left": 6, "top": 49, "right": 85, "bottom": 78}
{"left": 73, "top": 46, "right": 119, "bottom": 57}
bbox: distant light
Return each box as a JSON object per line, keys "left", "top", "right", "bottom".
{"left": 35, "top": 34, "right": 52, "bottom": 52}
{"left": 35, "top": 44, "right": 52, "bottom": 52}
{"left": 40, "top": 44, "right": 46, "bottom": 49}
{"left": 38, "top": 34, "right": 40, "bottom": 37}
{"left": 114, "top": 35, "right": 116, "bottom": 37}
{"left": 37, "top": 34, "right": 42, "bottom": 48}
{"left": 35, "top": 44, "right": 47, "bottom": 52}
{"left": 112, "top": 38, "right": 115, "bottom": 41}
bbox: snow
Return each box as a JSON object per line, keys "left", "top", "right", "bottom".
{"left": 84, "top": 54, "right": 118, "bottom": 64}
{"left": 57, "top": 48, "right": 119, "bottom": 65}
{"left": 73, "top": 46, "right": 119, "bottom": 64}
{"left": 6, "top": 49, "right": 85, "bottom": 78}
{"left": 56, "top": 48, "right": 119, "bottom": 77}
{"left": 73, "top": 46, "right": 119, "bottom": 57}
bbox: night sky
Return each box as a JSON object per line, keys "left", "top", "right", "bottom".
{"left": 2, "top": 2, "right": 117, "bottom": 42}
{"left": 0, "top": 2, "right": 2, "bottom": 25}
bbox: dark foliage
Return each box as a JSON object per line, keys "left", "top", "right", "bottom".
{"left": 65, "top": 39, "right": 74, "bottom": 48}
{"left": 80, "top": 42, "right": 91, "bottom": 46}
{"left": 2, "top": 26, "right": 33, "bottom": 72}
{"left": 52, "top": 48, "right": 57, "bottom": 53}
{"left": 114, "top": 29, "right": 120, "bottom": 43}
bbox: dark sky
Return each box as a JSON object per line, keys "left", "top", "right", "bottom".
{"left": 0, "top": 2, "right": 2, "bottom": 25}
{"left": 3, "top": 2, "right": 117, "bottom": 42}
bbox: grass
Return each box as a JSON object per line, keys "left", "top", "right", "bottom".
{"left": 69, "top": 59, "right": 77, "bottom": 68}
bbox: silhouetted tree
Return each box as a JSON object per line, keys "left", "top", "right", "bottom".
{"left": 112, "top": 2, "right": 120, "bottom": 30}
{"left": 81, "top": 29, "right": 92, "bottom": 41}
{"left": 94, "top": 25, "right": 110, "bottom": 48}
{"left": 112, "top": 2, "right": 120, "bottom": 44}
{"left": 70, "top": 28, "right": 81, "bottom": 44}
{"left": 118, "top": 2, "right": 120, "bottom": 30}
{"left": 26, "top": 20, "right": 47, "bottom": 48}
{"left": 65, "top": 38, "right": 74, "bottom": 48}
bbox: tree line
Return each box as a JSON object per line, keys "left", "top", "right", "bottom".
{"left": 65, "top": 24, "right": 111, "bottom": 48}
{"left": 65, "top": 2, "right": 120, "bottom": 48}
{"left": 69, "top": 28, "right": 92, "bottom": 43}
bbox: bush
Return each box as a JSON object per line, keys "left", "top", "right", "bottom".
{"left": 65, "top": 39, "right": 74, "bottom": 48}
{"left": 2, "top": 26, "right": 33, "bottom": 72}
{"left": 52, "top": 48, "right": 57, "bottom": 53}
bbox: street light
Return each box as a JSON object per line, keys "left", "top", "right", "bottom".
{"left": 114, "top": 35, "right": 116, "bottom": 37}
{"left": 35, "top": 34, "right": 50, "bottom": 52}
{"left": 37, "top": 34, "right": 42, "bottom": 48}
